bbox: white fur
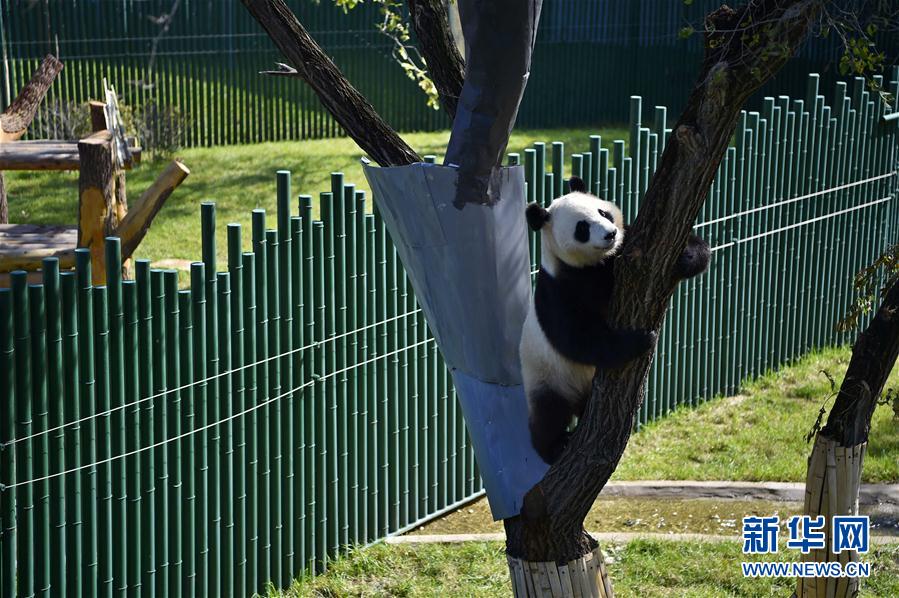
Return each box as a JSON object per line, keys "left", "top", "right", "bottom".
{"left": 520, "top": 191, "right": 624, "bottom": 415}
{"left": 538, "top": 192, "right": 624, "bottom": 276}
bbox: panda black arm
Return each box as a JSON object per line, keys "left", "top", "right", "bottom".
{"left": 677, "top": 234, "right": 710, "bottom": 279}
{"left": 534, "top": 267, "right": 656, "bottom": 368}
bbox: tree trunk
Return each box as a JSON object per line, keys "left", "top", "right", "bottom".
{"left": 241, "top": 0, "right": 421, "bottom": 167}
{"left": 407, "top": 0, "right": 464, "bottom": 118}
{"left": 795, "top": 281, "right": 899, "bottom": 597}
{"left": 244, "top": 0, "right": 822, "bottom": 591}
{"left": 505, "top": 0, "right": 820, "bottom": 585}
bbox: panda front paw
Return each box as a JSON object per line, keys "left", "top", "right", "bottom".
{"left": 677, "top": 234, "right": 711, "bottom": 279}
{"left": 595, "top": 328, "right": 657, "bottom": 368}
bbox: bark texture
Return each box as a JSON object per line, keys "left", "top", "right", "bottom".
{"left": 0, "top": 54, "right": 63, "bottom": 140}
{"left": 407, "top": 0, "right": 464, "bottom": 118}
{"left": 795, "top": 282, "right": 899, "bottom": 597}
{"left": 241, "top": 0, "right": 421, "bottom": 166}
{"left": 505, "top": 0, "right": 821, "bottom": 564}
{"left": 821, "top": 281, "right": 899, "bottom": 446}
{"left": 77, "top": 130, "right": 117, "bottom": 283}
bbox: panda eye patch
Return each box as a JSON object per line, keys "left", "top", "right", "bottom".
{"left": 598, "top": 209, "right": 612, "bottom": 222}
{"left": 574, "top": 220, "right": 590, "bottom": 243}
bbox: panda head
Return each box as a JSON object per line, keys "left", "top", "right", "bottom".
{"left": 525, "top": 176, "right": 624, "bottom": 272}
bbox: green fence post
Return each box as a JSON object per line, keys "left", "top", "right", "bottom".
{"left": 290, "top": 214, "right": 305, "bottom": 570}
{"left": 151, "top": 269, "right": 169, "bottom": 595}
{"left": 61, "top": 271, "right": 82, "bottom": 598}
{"left": 320, "top": 190, "right": 340, "bottom": 555}
{"left": 365, "top": 213, "right": 379, "bottom": 542}
{"left": 312, "top": 221, "right": 328, "bottom": 569}
{"left": 217, "top": 271, "right": 235, "bottom": 597}
{"left": 343, "top": 183, "right": 359, "bottom": 547}
{"left": 332, "top": 178, "right": 350, "bottom": 550}
{"left": 240, "top": 253, "right": 259, "bottom": 592}
{"left": 551, "top": 141, "right": 564, "bottom": 197}
{"left": 91, "top": 282, "right": 113, "bottom": 598}
{"left": 136, "top": 260, "right": 157, "bottom": 598}
{"left": 277, "top": 171, "right": 295, "bottom": 582}
{"left": 75, "top": 250, "right": 99, "bottom": 598}
{"left": 102, "top": 238, "right": 127, "bottom": 596}
{"left": 11, "top": 271, "right": 34, "bottom": 598}
{"left": 265, "top": 227, "right": 283, "bottom": 586}
{"left": 27, "top": 282, "right": 51, "bottom": 598}
{"left": 299, "top": 195, "right": 316, "bottom": 572}
{"left": 251, "top": 209, "right": 272, "bottom": 588}
{"left": 164, "top": 269, "right": 182, "bottom": 598}
{"left": 201, "top": 202, "right": 221, "bottom": 598}
{"left": 227, "top": 225, "right": 246, "bottom": 597}
{"left": 176, "top": 286, "right": 195, "bottom": 597}
{"left": 42, "top": 257, "right": 66, "bottom": 596}
{"left": 122, "top": 278, "right": 141, "bottom": 598}
{"left": 190, "top": 261, "right": 208, "bottom": 597}
{"left": 0, "top": 288, "right": 13, "bottom": 598}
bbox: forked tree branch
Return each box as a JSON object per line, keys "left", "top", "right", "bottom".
{"left": 241, "top": 0, "right": 421, "bottom": 166}
{"left": 407, "top": 0, "right": 465, "bottom": 118}
{"left": 506, "top": 0, "right": 822, "bottom": 562}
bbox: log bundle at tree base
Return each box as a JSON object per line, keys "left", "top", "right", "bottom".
{"left": 507, "top": 545, "right": 614, "bottom": 598}
{"left": 796, "top": 435, "right": 867, "bottom": 598}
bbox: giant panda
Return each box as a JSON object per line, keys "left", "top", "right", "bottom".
{"left": 520, "top": 176, "right": 710, "bottom": 464}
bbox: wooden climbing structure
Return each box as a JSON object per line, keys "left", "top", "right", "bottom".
{"left": 0, "top": 55, "right": 189, "bottom": 285}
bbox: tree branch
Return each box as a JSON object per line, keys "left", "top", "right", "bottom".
{"left": 1, "top": 54, "right": 63, "bottom": 141}
{"left": 407, "top": 0, "right": 464, "bottom": 118}
{"left": 241, "top": 0, "right": 421, "bottom": 166}
{"left": 506, "top": 0, "right": 822, "bottom": 562}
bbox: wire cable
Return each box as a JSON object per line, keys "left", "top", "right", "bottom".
{"left": 1, "top": 336, "right": 436, "bottom": 490}
{"left": 1, "top": 306, "right": 424, "bottom": 448}
{"left": 694, "top": 171, "right": 896, "bottom": 230}
{"left": 711, "top": 195, "right": 893, "bottom": 253}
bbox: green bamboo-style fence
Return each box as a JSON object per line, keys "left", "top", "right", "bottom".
{"left": 4, "top": 0, "right": 897, "bottom": 147}
{"left": 1, "top": 72, "right": 898, "bottom": 597}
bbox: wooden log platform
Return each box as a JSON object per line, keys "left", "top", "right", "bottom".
{"left": 0, "top": 139, "right": 141, "bottom": 171}
{"left": 0, "top": 223, "right": 76, "bottom": 273}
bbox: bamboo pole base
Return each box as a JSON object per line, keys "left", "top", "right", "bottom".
{"left": 507, "top": 545, "right": 614, "bottom": 598}
{"left": 796, "top": 435, "right": 867, "bottom": 598}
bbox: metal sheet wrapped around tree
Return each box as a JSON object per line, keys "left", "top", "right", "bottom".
{"left": 363, "top": 161, "right": 549, "bottom": 520}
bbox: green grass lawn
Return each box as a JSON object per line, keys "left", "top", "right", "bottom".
{"left": 612, "top": 346, "right": 899, "bottom": 484}
{"left": 5, "top": 127, "right": 625, "bottom": 266}
{"left": 273, "top": 539, "right": 899, "bottom": 597}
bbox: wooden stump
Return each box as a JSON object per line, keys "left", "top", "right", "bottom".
{"left": 796, "top": 435, "right": 867, "bottom": 598}
{"left": 77, "top": 130, "right": 117, "bottom": 283}
{"left": 507, "top": 545, "right": 614, "bottom": 598}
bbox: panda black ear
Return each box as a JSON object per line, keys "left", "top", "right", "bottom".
{"left": 568, "top": 176, "right": 587, "bottom": 193}
{"left": 525, "top": 203, "right": 550, "bottom": 231}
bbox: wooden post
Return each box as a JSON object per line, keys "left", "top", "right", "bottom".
{"left": 88, "top": 100, "right": 107, "bottom": 133}
{"left": 77, "top": 130, "right": 116, "bottom": 284}
{"left": 89, "top": 98, "right": 132, "bottom": 277}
